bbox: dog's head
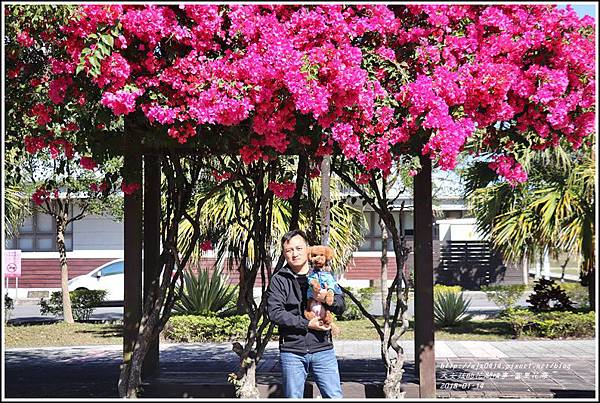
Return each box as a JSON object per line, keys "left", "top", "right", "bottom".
{"left": 308, "top": 245, "right": 334, "bottom": 269}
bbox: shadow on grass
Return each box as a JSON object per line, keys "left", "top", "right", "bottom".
{"left": 434, "top": 319, "right": 514, "bottom": 338}
{"left": 400, "top": 317, "right": 515, "bottom": 338}
{"left": 75, "top": 324, "right": 124, "bottom": 338}
{"left": 6, "top": 319, "right": 60, "bottom": 326}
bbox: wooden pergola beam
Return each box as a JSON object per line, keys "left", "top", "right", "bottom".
{"left": 413, "top": 154, "right": 436, "bottom": 398}
{"left": 142, "top": 154, "right": 161, "bottom": 378}
{"left": 123, "top": 134, "right": 143, "bottom": 368}
{"left": 120, "top": 120, "right": 439, "bottom": 394}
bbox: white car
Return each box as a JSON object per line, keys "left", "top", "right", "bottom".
{"left": 68, "top": 259, "right": 125, "bottom": 301}
{"left": 68, "top": 259, "right": 180, "bottom": 302}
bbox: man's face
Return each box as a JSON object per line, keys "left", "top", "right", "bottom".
{"left": 283, "top": 235, "right": 309, "bottom": 272}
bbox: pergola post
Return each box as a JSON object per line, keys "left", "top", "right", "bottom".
{"left": 123, "top": 135, "right": 143, "bottom": 369}
{"left": 142, "top": 153, "right": 161, "bottom": 378}
{"left": 413, "top": 154, "right": 436, "bottom": 398}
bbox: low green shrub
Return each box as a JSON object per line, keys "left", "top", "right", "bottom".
{"left": 163, "top": 314, "right": 250, "bottom": 342}
{"left": 481, "top": 284, "right": 527, "bottom": 312}
{"left": 434, "top": 289, "right": 473, "bottom": 327}
{"left": 506, "top": 308, "right": 595, "bottom": 339}
{"left": 527, "top": 278, "right": 574, "bottom": 312}
{"left": 434, "top": 284, "right": 462, "bottom": 296}
{"left": 5, "top": 294, "right": 15, "bottom": 322}
{"left": 337, "top": 286, "right": 376, "bottom": 321}
{"left": 558, "top": 282, "right": 589, "bottom": 308}
{"left": 39, "top": 289, "right": 107, "bottom": 321}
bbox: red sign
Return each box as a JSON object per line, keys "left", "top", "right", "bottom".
{"left": 4, "top": 249, "right": 21, "bottom": 278}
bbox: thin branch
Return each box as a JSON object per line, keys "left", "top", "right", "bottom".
{"left": 339, "top": 284, "right": 383, "bottom": 339}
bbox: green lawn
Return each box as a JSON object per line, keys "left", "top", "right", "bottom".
{"left": 335, "top": 318, "right": 515, "bottom": 341}
{"left": 5, "top": 317, "right": 517, "bottom": 349}
{"left": 5, "top": 322, "right": 124, "bottom": 349}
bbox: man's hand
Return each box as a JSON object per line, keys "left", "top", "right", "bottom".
{"left": 308, "top": 317, "right": 330, "bottom": 331}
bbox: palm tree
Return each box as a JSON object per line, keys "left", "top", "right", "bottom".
{"left": 463, "top": 142, "right": 595, "bottom": 307}
{"left": 4, "top": 185, "right": 30, "bottom": 240}
{"left": 177, "top": 156, "right": 367, "bottom": 311}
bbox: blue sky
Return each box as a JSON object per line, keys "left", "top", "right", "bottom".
{"left": 559, "top": 4, "right": 597, "bottom": 19}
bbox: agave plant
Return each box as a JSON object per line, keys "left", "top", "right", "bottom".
{"left": 433, "top": 290, "right": 474, "bottom": 327}
{"left": 173, "top": 266, "right": 238, "bottom": 317}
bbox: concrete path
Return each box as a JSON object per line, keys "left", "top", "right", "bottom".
{"left": 4, "top": 339, "right": 596, "bottom": 399}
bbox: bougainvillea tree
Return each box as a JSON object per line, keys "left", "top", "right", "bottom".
{"left": 6, "top": 3, "right": 594, "bottom": 398}
{"left": 5, "top": 5, "right": 124, "bottom": 324}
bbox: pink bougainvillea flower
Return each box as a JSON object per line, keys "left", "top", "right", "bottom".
{"left": 16, "top": 30, "right": 35, "bottom": 47}
{"left": 90, "top": 181, "right": 109, "bottom": 193}
{"left": 80, "top": 156, "right": 97, "bottom": 170}
{"left": 355, "top": 173, "right": 372, "bottom": 185}
{"left": 48, "top": 76, "right": 73, "bottom": 104}
{"left": 268, "top": 181, "right": 296, "bottom": 199}
{"left": 31, "top": 187, "right": 50, "bottom": 206}
{"left": 29, "top": 103, "right": 53, "bottom": 126}
{"left": 24, "top": 136, "right": 46, "bottom": 154}
{"left": 121, "top": 181, "right": 141, "bottom": 195}
{"left": 488, "top": 155, "right": 528, "bottom": 187}
{"left": 9, "top": 4, "right": 595, "bottom": 188}
{"left": 200, "top": 240, "right": 213, "bottom": 251}
{"left": 212, "top": 170, "right": 232, "bottom": 181}
{"left": 100, "top": 89, "right": 143, "bottom": 115}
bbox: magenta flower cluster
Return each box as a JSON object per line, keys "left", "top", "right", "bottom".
{"left": 13, "top": 4, "right": 595, "bottom": 188}
{"left": 488, "top": 155, "right": 528, "bottom": 187}
{"left": 268, "top": 181, "right": 296, "bottom": 200}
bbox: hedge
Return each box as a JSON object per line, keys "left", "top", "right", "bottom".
{"left": 163, "top": 314, "right": 251, "bottom": 342}
{"left": 506, "top": 308, "right": 595, "bottom": 339}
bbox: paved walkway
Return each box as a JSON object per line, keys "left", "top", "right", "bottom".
{"left": 4, "top": 339, "right": 596, "bottom": 399}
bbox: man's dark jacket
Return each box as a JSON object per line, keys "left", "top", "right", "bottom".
{"left": 266, "top": 264, "right": 346, "bottom": 354}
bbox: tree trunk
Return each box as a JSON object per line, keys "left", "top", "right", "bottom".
{"left": 534, "top": 252, "right": 542, "bottom": 279}
{"left": 320, "top": 155, "right": 331, "bottom": 245}
{"left": 234, "top": 358, "right": 261, "bottom": 398}
{"left": 522, "top": 253, "right": 529, "bottom": 286}
{"left": 56, "top": 214, "right": 74, "bottom": 324}
{"left": 331, "top": 161, "right": 411, "bottom": 398}
{"left": 541, "top": 247, "right": 551, "bottom": 280}
{"left": 587, "top": 267, "right": 595, "bottom": 310}
{"left": 236, "top": 267, "right": 251, "bottom": 314}
{"left": 383, "top": 359, "right": 406, "bottom": 399}
{"left": 380, "top": 217, "right": 388, "bottom": 313}
{"left": 381, "top": 211, "right": 410, "bottom": 399}
{"left": 118, "top": 302, "right": 163, "bottom": 397}
{"left": 559, "top": 255, "right": 570, "bottom": 282}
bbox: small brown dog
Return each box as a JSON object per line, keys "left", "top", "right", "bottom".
{"left": 304, "top": 245, "right": 340, "bottom": 335}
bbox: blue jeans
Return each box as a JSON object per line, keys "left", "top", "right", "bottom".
{"left": 280, "top": 348, "right": 343, "bottom": 398}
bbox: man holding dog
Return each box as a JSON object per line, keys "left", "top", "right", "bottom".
{"left": 266, "top": 229, "right": 346, "bottom": 398}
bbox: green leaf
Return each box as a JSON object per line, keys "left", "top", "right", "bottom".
{"left": 98, "top": 44, "right": 110, "bottom": 57}
{"left": 89, "top": 56, "right": 100, "bottom": 71}
{"left": 101, "top": 34, "right": 114, "bottom": 48}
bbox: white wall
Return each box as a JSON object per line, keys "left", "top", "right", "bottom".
{"left": 72, "top": 208, "right": 124, "bottom": 250}
{"left": 435, "top": 218, "right": 483, "bottom": 241}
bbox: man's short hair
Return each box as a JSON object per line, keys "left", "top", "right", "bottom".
{"left": 281, "top": 229, "right": 309, "bottom": 249}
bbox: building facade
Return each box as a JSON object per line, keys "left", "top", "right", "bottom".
{"left": 4, "top": 192, "right": 524, "bottom": 300}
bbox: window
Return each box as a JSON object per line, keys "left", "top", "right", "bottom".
{"left": 359, "top": 211, "right": 414, "bottom": 251}
{"left": 5, "top": 209, "right": 73, "bottom": 252}
{"left": 444, "top": 210, "right": 464, "bottom": 219}
{"left": 100, "top": 261, "right": 124, "bottom": 276}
